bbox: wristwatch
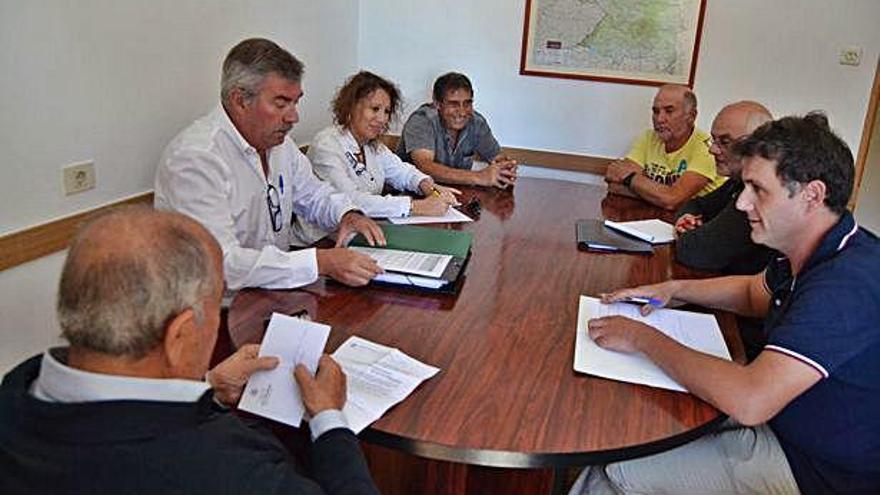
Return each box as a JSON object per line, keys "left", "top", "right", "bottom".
{"left": 622, "top": 172, "right": 637, "bottom": 189}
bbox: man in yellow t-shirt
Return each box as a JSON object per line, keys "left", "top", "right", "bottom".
{"left": 605, "top": 85, "right": 725, "bottom": 211}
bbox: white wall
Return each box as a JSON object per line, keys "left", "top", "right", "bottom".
{"left": 0, "top": 0, "right": 360, "bottom": 372}
{"left": 0, "top": 254, "right": 66, "bottom": 370}
{"left": 358, "top": 0, "right": 880, "bottom": 161}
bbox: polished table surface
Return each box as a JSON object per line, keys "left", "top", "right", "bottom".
{"left": 228, "top": 177, "right": 744, "bottom": 470}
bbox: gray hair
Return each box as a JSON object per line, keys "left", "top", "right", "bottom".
{"left": 57, "top": 207, "right": 219, "bottom": 358}
{"left": 683, "top": 89, "right": 697, "bottom": 113}
{"left": 220, "top": 38, "right": 304, "bottom": 105}
{"left": 657, "top": 84, "right": 697, "bottom": 113}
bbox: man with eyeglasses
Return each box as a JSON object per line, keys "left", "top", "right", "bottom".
{"left": 397, "top": 72, "right": 518, "bottom": 189}
{"left": 155, "top": 38, "right": 384, "bottom": 291}
{"left": 675, "top": 101, "right": 775, "bottom": 275}
{"left": 605, "top": 84, "right": 725, "bottom": 211}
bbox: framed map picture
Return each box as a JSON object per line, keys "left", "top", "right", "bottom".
{"left": 519, "top": 0, "right": 708, "bottom": 87}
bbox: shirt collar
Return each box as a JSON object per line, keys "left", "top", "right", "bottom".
{"left": 213, "top": 104, "right": 258, "bottom": 157}
{"left": 801, "top": 211, "right": 858, "bottom": 273}
{"left": 338, "top": 125, "right": 361, "bottom": 154}
{"left": 30, "top": 347, "right": 210, "bottom": 404}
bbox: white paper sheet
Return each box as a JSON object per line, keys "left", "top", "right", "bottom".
{"left": 350, "top": 246, "right": 452, "bottom": 278}
{"left": 388, "top": 207, "right": 473, "bottom": 225}
{"left": 238, "top": 313, "right": 331, "bottom": 427}
{"left": 332, "top": 336, "right": 440, "bottom": 433}
{"left": 574, "top": 296, "right": 731, "bottom": 392}
{"left": 604, "top": 219, "right": 675, "bottom": 244}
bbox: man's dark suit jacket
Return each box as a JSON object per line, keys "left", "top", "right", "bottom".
{"left": 0, "top": 355, "right": 380, "bottom": 495}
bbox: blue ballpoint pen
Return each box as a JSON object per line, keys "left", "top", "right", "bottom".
{"left": 623, "top": 296, "right": 663, "bottom": 307}
{"left": 279, "top": 175, "right": 284, "bottom": 194}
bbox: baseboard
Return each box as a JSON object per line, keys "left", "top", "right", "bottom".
{"left": 380, "top": 134, "right": 609, "bottom": 175}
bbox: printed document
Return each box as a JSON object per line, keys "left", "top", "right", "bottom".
{"left": 332, "top": 336, "right": 440, "bottom": 433}
{"left": 350, "top": 246, "right": 451, "bottom": 278}
{"left": 239, "top": 313, "right": 330, "bottom": 427}
{"left": 574, "top": 296, "right": 731, "bottom": 392}
{"left": 388, "top": 207, "right": 473, "bottom": 225}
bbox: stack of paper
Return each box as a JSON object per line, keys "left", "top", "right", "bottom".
{"left": 239, "top": 313, "right": 330, "bottom": 427}
{"left": 348, "top": 224, "right": 473, "bottom": 293}
{"left": 388, "top": 207, "right": 473, "bottom": 225}
{"left": 349, "top": 247, "right": 452, "bottom": 279}
{"left": 332, "top": 336, "right": 440, "bottom": 433}
{"left": 603, "top": 219, "right": 675, "bottom": 244}
{"left": 574, "top": 296, "right": 731, "bottom": 392}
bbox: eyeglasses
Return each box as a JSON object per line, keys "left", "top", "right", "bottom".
{"left": 704, "top": 135, "right": 741, "bottom": 150}
{"left": 266, "top": 184, "right": 282, "bottom": 232}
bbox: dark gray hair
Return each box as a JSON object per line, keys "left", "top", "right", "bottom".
{"left": 57, "top": 207, "right": 219, "bottom": 357}
{"left": 220, "top": 38, "right": 304, "bottom": 104}
{"left": 733, "top": 112, "right": 854, "bottom": 214}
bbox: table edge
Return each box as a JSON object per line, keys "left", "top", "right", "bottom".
{"left": 360, "top": 413, "right": 729, "bottom": 468}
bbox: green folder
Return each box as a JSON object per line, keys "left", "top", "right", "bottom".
{"left": 349, "top": 224, "right": 472, "bottom": 258}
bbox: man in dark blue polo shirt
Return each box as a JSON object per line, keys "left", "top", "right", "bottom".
{"left": 572, "top": 113, "right": 879, "bottom": 494}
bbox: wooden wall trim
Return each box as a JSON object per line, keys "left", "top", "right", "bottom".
{"left": 501, "top": 146, "right": 609, "bottom": 175}
{"left": 851, "top": 56, "right": 880, "bottom": 209}
{"left": 0, "top": 193, "right": 153, "bottom": 272}
{"left": 0, "top": 141, "right": 606, "bottom": 273}
{"left": 380, "top": 134, "right": 609, "bottom": 175}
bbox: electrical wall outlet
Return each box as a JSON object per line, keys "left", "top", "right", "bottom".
{"left": 839, "top": 46, "right": 863, "bottom": 66}
{"left": 62, "top": 161, "right": 96, "bottom": 195}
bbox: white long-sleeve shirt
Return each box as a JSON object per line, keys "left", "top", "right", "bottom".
{"left": 293, "top": 126, "right": 429, "bottom": 243}
{"left": 30, "top": 347, "right": 348, "bottom": 441}
{"left": 154, "top": 106, "right": 357, "bottom": 291}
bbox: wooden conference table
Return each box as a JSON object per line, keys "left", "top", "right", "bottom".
{"left": 227, "top": 177, "right": 745, "bottom": 494}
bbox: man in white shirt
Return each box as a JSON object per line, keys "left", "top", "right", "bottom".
{"left": 155, "top": 38, "right": 385, "bottom": 291}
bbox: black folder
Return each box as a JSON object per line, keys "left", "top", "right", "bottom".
{"left": 575, "top": 219, "right": 653, "bottom": 254}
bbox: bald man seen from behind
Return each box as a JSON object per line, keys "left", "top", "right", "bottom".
{"left": 0, "top": 207, "right": 379, "bottom": 495}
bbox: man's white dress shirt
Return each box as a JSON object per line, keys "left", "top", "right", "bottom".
{"left": 155, "top": 106, "right": 357, "bottom": 290}
{"left": 30, "top": 348, "right": 347, "bottom": 441}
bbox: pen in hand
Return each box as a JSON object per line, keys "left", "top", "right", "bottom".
{"left": 621, "top": 296, "right": 664, "bottom": 307}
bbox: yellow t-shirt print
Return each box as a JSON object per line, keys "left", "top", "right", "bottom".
{"left": 625, "top": 129, "right": 726, "bottom": 197}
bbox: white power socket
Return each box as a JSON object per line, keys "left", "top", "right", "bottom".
{"left": 63, "top": 161, "right": 96, "bottom": 195}
{"left": 839, "top": 46, "right": 863, "bottom": 67}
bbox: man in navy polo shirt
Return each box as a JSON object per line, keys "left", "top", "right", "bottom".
{"left": 571, "top": 113, "right": 879, "bottom": 494}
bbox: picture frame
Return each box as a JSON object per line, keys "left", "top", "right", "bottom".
{"left": 519, "top": 0, "right": 708, "bottom": 87}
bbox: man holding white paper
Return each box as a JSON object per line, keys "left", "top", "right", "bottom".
{"left": 572, "top": 115, "right": 880, "bottom": 494}
{"left": 0, "top": 207, "right": 379, "bottom": 495}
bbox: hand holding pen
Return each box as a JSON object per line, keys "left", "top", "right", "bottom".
{"left": 599, "top": 280, "right": 683, "bottom": 315}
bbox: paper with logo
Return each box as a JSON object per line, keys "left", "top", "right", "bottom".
{"left": 239, "top": 313, "right": 330, "bottom": 427}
